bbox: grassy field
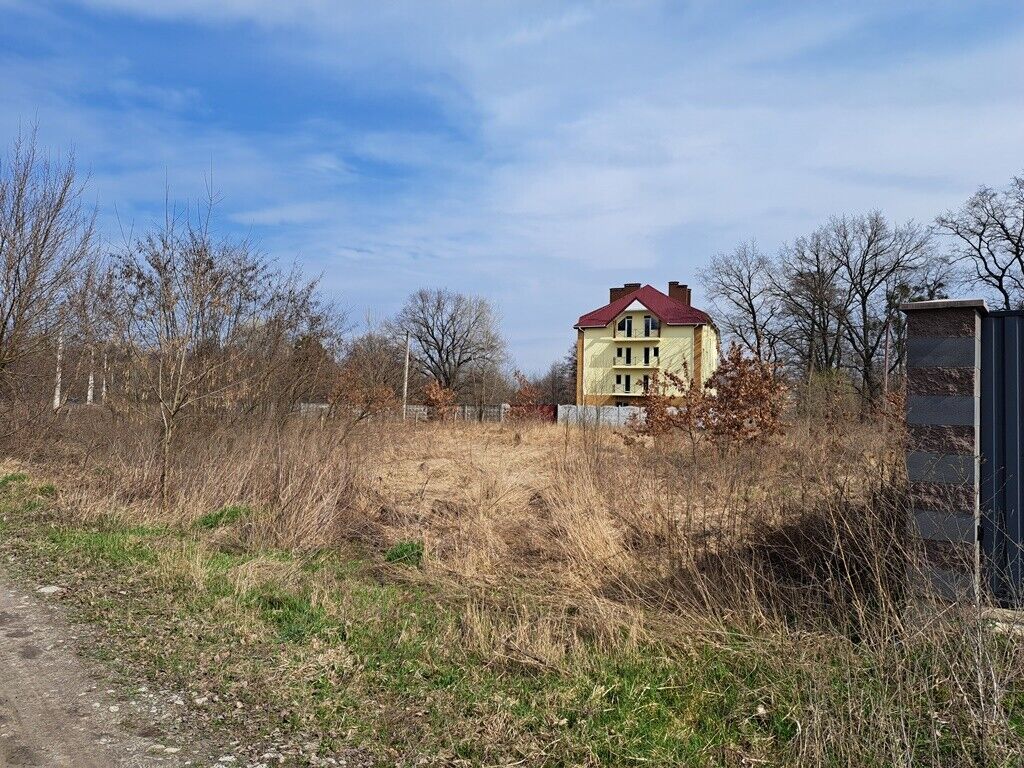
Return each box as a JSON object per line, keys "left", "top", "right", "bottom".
{"left": 1, "top": 416, "right": 1023, "bottom": 766}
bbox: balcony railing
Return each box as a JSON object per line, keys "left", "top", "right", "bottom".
{"left": 614, "top": 357, "right": 658, "bottom": 367}
{"left": 613, "top": 330, "right": 660, "bottom": 339}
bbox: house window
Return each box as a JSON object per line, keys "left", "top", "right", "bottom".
{"left": 616, "top": 346, "right": 622, "bottom": 359}
{"left": 644, "top": 315, "right": 660, "bottom": 336}
{"left": 615, "top": 374, "right": 621, "bottom": 386}
{"left": 624, "top": 374, "right": 631, "bottom": 392}
{"left": 643, "top": 374, "right": 650, "bottom": 392}
{"left": 625, "top": 347, "right": 632, "bottom": 365}
{"left": 618, "top": 316, "right": 633, "bottom": 337}
{"left": 653, "top": 346, "right": 659, "bottom": 359}
{"left": 643, "top": 346, "right": 650, "bottom": 365}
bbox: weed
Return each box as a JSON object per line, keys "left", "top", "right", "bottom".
{"left": 195, "top": 504, "right": 251, "bottom": 530}
{"left": 0, "top": 472, "right": 28, "bottom": 491}
{"left": 0, "top": 417, "right": 1019, "bottom": 765}
{"left": 384, "top": 540, "right": 424, "bottom": 567}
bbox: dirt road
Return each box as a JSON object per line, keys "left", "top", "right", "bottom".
{"left": 0, "top": 578, "right": 199, "bottom": 767}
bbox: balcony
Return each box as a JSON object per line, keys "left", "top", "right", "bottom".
{"left": 613, "top": 358, "right": 658, "bottom": 368}
{"left": 612, "top": 385, "right": 644, "bottom": 396}
{"left": 604, "top": 331, "right": 661, "bottom": 341}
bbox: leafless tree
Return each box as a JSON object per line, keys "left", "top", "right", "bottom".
{"left": 829, "top": 213, "right": 930, "bottom": 408}
{"left": 463, "top": 360, "right": 514, "bottom": 407}
{"left": 0, "top": 129, "right": 96, "bottom": 404}
{"left": 390, "top": 288, "right": 506, "bottom": 393}
{"left": 529, "top": 343, "right": 577, "bottom": 404}
{"left": 341, "top": 331, "right": 412, "bottom": 400}
{"left": 700, "top": 240, "right": 782, "bottom": 363}
{"left": 936, "top": 175, "right": 1024, "bottom": 309}
{"left": 772, "top": 229, "right": 849, "bottom": 378}
{"left": 112, "top": 195, "right": 330, "bottom": 506}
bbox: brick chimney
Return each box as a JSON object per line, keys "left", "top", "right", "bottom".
{"left": 609, "top": 282, "right": 642, "bottom": 302}
{"left": 668, "top": 281, "right": 691, "bottom": 305}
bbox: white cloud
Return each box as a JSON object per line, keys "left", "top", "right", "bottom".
{"left": 5, "top": 1, "right": 1024, "bottom": 369}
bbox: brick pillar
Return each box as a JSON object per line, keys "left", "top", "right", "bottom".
{"left": 902, "top": 298, "right": 986, "bottom": 600}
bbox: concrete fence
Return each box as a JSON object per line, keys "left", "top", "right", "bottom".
{"left": 902, "top": 299, "right": 983, "bottom": 602}
{"left": 403, "top": 404, "right": 509, "bottom": 423}
{"left": 901, "top": 297, "right": 1024, "bottom": 607}
{"left": 556, "top": 404, "right": 645, "bottom": 428}
{"left": 297, "top": 402, "right": 632, "bottom": 427}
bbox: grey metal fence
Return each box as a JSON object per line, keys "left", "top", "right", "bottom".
{"left": 981, "top": 311, "right": 1024, "bottom": 604}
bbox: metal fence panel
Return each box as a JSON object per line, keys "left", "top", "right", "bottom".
{"left": 981, "top": 312, "right": 1024, "bottom": 603}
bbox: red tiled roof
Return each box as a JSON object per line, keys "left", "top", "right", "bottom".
{"left": 575, "top": 284, "right": 712, "bottom": 328}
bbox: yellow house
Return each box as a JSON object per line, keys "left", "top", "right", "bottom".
{"left": 574, "top": 282, "right": 719, "bottom": 406}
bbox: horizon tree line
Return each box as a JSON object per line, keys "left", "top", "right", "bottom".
{"left": 4, "top": 127, "right": 1024, "bottom": 431}
{"left": 699, "top": 173, "right": 1024, "bottom": 413}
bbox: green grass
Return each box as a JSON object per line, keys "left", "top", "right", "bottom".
{"left": 0, "top": 472, "right": 28, "bottom": 491}
{"left": 1, "top": 475, "right": 1021, "bottom": 766}
{"left": 384, "top": 540, "right": 424, "bottom": 567}
{"left": 195, "top": 504, "right": 252, "bottom": 530}
{"left": 44, "top": 527, "right": 158, "bottom": 565}
{"left": 249, "top": 583, "right": 331, "bottom": 643}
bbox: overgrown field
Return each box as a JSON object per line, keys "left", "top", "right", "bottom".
{"left": 1, "top": 414, "right": 1023, "bottom": 766}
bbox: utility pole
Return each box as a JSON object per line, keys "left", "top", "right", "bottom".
{"left": 402, "top": 330, "right": 411, "bottom": 420}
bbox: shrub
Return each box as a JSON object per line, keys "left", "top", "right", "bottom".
{"left": 628, "top": 366, "right": 709, "bottom": 460}
{"left": 424, "top": 380, "right": 457, "bottom": 421}
{"left": 704, "top": 343, "right": 786, "bottom": 449}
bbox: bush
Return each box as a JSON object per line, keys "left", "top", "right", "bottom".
{"left": 423, "top": 380, "right": 457, "bottom": 421}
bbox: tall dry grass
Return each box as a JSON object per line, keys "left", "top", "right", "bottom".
{"left": 5, "top": 407, "right": 1024, "bottom": 764}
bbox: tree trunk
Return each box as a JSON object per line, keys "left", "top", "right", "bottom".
{"left": 52, "top": 330, "right": 64, "bottom": 412}
{"left": 159, "top": 420, "right": 174, "bottom": 510}
{"left": 101, "top": 346, "right": 108, "bottom": 403}
{"left": 86, "top": 346, "right": 95, "bottom": 405}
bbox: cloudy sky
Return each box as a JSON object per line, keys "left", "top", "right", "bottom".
{"left": 2, "top": 1, "right": 1022, "bottom": 370}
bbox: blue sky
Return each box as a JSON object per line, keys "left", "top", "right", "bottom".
{"left": 2, "top": 1, "right": 1023, "bottom": 370}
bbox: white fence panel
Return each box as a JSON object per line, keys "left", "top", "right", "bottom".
{"left": 556, "top": 404, "right": 645, "bottom": 428}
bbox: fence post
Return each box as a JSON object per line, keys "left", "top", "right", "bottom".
{"left": 902, "top": 298, "right": 986, "bottom": 601}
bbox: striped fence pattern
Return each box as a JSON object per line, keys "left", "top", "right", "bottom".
{"left": 902, "top": 299, "right": 985, "bottom": 600}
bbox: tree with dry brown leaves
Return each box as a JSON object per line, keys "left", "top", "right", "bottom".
{"left": 704, "top": 343, "right": 786, "bottom": 449}
{"left": 629, "top": 366, "right": 709, "bottom": 461}
{"left": 424, "top": 379, "right": 456, "bottom": 421}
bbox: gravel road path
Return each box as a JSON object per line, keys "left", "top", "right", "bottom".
{"left": 0, "top": 577, "right": 199, "bottom": 767}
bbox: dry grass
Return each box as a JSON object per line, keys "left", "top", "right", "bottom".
{"left": 2, "top": 409, "right": 1024, "bottom": 765}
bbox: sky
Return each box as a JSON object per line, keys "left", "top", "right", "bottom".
{"left": 1, "top": 1, "right": 1023, "bottom": 371}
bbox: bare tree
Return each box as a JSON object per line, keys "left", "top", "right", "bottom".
{"left": 700, "top": 240, "right": 782, "bottom": 363}
{"left": 112, "top": 196, "right": 329, "bottom": 506}
{"left": 829, "top": 213, "right": 930, "bottom": 409}
{"left": 772, "top": 229, "right": 849, "bottom": 378}
{"left": 528, "top": 343, "right": 577, "bottom": 404}
{"left": 326, "top": 330, "right": 423, "bottom": 419}
{"left": 0, "top": 129, "right": 96, "bottom": 403}
{"left": 391, "top": 288, "right": 505, "bottom": 393}
{"left": 936, "top": 175, "right": 1024, "bottom": 309}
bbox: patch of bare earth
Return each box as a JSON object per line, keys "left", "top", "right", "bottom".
{"left": 0, "top": 574, "right": 255, "bottom": 768}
